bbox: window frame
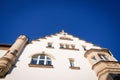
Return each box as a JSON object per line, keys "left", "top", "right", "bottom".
{"left": 69, "top": 58, "right": 80, "bottom": 70}
{"left": 98, "top": 54, "right": 108, "bottom": 61}
{"left": 29, "top": 54, "right": 53, "bottom": 68}
{"left": 46, "top": 42, "right": 54, "bottom": 48}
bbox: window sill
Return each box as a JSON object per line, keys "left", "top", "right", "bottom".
{"left": 46, "top": 46, "right": 54, "bottom": 49}
{"left": 28, "top": 64, "right": 54, "bottom": 68}
{"left": 60, "top": 48, "right": 79, "bottom": 51}
{"left": 69, "top": 67, "right": 80, "bottom": 70}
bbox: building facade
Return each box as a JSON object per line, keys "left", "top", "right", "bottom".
{"left": 0, "top": 30, "right": 120, "bottom": 80}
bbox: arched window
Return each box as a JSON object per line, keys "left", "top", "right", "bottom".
{"left": 30, "top": 54, "right": 52, "bottom": 66}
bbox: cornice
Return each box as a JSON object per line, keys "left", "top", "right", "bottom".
{"left": 84, "top": 48, "right": 111, "bottom": 58}
{"left": 0, "top": 44, "right": 12, "bottom": 50}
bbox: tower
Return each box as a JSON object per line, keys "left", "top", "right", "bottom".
{"left": 0, "top": 35, "right": 28, "bottom": 77}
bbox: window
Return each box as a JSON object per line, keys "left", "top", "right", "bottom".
{"left": 71, "top": 45, "right": 75, "bottom": 49}
{"left": 60, "top": 36, "right": 73, "bottom": 41}
{"left": 60, "top": 44, "right": 64, "bottom": 48}
{"left": 69, "top": 58, "right": 80, "bottom": 70}
{"left": 82, "top": 45, "right": 87, "bottom": 51}
{"left": 30, "top": 54, "right": 52, "bottom": 66}
{"left": 98, "top": 54, "right": 108, "bottom": 61}
{"left": 48, "top": 43, "right": 52, "bottom": 47}
{"left": 47, "top": 42, "right": 54, "bottom": 48}
{"left": 92, "top": 56, "right": 98, "bottom": 63}
{"left": 59, "top": 43, "right": 79, "bottom": 51}
{"left": 66, "top": 44, "right": 69, "bottom": 49}
{"left": 69, "top": 58, "right": 74, "bottom": 67}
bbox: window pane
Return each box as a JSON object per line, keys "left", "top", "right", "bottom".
{"left": 47, "top": 57, "right": 51, "bottom": 60}
{"left": 60, "top": 44, "right": 64, "bottom": 48}
{"left": 70, "top": 62, "right": 74, "bottom": 67}
{"left": 31, "top": 55, "right": 38, "bottom": 64}
{"left": 92, "top": 57, "right": 98, "bottom": 63}
{"left": 46, "top": 61, "right": 51, "bottom": 65}
{"left": 99, "top": 54, "right": 108, "bottom": 61}
{"left": 66, "top": 44, "right": 69, "bottom": 48}
{"left": 48, "top": 43, "right": 52, "bottom": 47}
{"left": 31, "top": 59, "right": 37, "bottom": 64}
{"left": 39, "top": 60, "right": 44, "bottom": 65}
{"left": 40, "top": 55, "right": 45, "bottom": 59}
{"left": 33, "top": 55, "right": 38, "bottom": 58}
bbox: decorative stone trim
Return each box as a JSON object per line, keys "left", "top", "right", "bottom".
{"left": 0, "top": 57, "right": 13, "bottom": 64}
{"left": 32, "top": 40, "right": 40, "bottom": 41}
{"left": 92, "top": 61, "right": 120, "bottom": 70}
{"left": 0, "top": 57, "right": 13, "bottom": 77}
{"left": 69, "top": 67, "right": 80, "bottom": 70}
{"left": 92, "top": 61, "right": 120, "bottom": 78}
{"left": 28, "top": 64, "right": 54, "bottom": 68}
{"left": 84, "top": 48, "right": 111, "bottom": 58}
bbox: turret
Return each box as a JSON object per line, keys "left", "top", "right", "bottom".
{"left": 84, "top": 48, "right": 120, "bottom": 80}
{"left": 0, "top": 35, "right": 28, "bottom": 77}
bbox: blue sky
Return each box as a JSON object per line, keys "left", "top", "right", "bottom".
{"left": 0, "top": 0, "right": 120, "bottom": 61}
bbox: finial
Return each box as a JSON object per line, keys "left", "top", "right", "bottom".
{"left": 61, "top": 30, "right": 65, "bottom": 33}
{"left": 60, "top": 30, "right": 67, "bottom": 35}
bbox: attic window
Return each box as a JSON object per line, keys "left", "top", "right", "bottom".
{"left": 59, "top": 44, "right": 79, "bottom": 51}
{"left": 60, "top": 36, "right": 73, "bottom": 41}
